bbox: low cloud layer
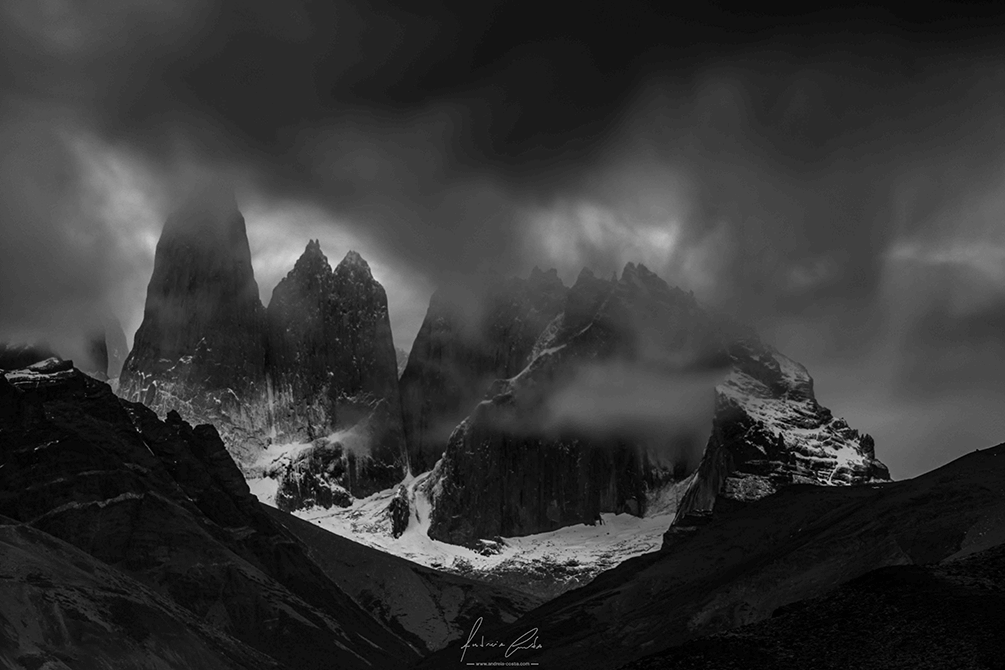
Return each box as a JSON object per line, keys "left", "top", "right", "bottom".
{"left": 544, "top": 362, "right": 728, "bottom": 469}
{"left": 3, "top": 2, "right": 1005, "bottom": 478}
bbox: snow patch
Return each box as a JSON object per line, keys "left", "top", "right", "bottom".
{"left": 289, "top": 471, "right": 674, "bottom": 595}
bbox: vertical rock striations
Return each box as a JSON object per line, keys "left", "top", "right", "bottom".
{"left": 425, "top": 263, "right": 725, "bottom": 544}
{"left": 266, "top": 243, "right": 406, "bottom": 499}
{"left": 119, "top": 185, "right": 268, "bottom": 464}
{"left": 399, "top": 267, "right": 567, "bottom": 474}
{"left": 118, "top": 185, "right": 407, "bottom": 506}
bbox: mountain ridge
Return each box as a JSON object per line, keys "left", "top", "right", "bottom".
{"left": 421, "top": 261, "right": 886, "bottom": 545}
{"left": 118, "top": 197, "right": 406, "bottom": 501}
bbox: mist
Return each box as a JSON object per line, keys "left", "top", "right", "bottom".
{"left": 3, "top": 2, "right": 1005, "bottom": 478}
{"left": 543, "top": 361, "right": 728, "bottom": 468}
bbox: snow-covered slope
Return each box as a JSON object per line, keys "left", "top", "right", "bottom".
{"left": 250, "top": 465, "right": 689, "bottom": 599}
{"left": 671, "top": 338, "right": 890, "bottom": 530}
{"left": 718, "top": 349, "right": 884, "bottom": 491}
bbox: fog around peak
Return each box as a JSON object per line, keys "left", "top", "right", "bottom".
{"left": 3, "top": 1, "right": 1005, "bottom": 477}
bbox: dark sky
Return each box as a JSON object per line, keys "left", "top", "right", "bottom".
{"left": 3, "top": 0, "right": 1005, "bottom": 478}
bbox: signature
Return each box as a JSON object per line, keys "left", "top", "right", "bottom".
{"left": 460, "top": 617, "right": 543, "bottom": 663}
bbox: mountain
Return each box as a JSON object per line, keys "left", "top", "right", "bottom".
{"left": 422, "top": 262, "right": 885, "bottom": 545}
{"left": 395, "top": 347, "right": 409, "bottom": 377}
{"left": 119, "top": 186, "right": 269, "bottom": 464}
{"left": 669, "top": 332, "right": 890, "bottom": 533}
{"left": 420, "top": 443, "right": 1005, "bottom": 668}
{"left": 119, "top": 192, "right": 406, "bottom": 503}
{"left": 399, "top": 267, "right": 567, "bottom": 475}
{"left": 0, "top": 358, "right": 418, "bottom": 669}
{"left": 265, "top": 241, "right": 406, "bottom": 500}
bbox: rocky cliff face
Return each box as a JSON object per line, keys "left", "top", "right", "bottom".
{"left": 425, "top": 263, "right": 726, "bottom": 544}
{"left": 119, "top": 187, "right": 269, "bottom": 464}
{"left": 424, "top": 262, "right": 888, "bottom": 546}
{"left": 399, "top": 267, "right": 567, "bottom": 474}
{"left": 119, "top": 192, "right": 406, "bottom": 502}
{"left": 668, "top": 335, "right": 890, "bottom": 533}
{"left": 265, "top": 242, "right": 406, "bottom": 499}
{"left": 0, "top": 360, "right": 417, "bottom": 669}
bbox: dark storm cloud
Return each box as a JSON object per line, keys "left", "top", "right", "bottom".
{"left": 4, "top": 1, "right": 1005, "bottom": 476}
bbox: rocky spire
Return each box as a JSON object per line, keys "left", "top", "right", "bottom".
{"left": 335, "top": 249, "right": 374, "bottom": 281}
{"left": 119, "top": 187, "right": 267, "bottom": 460}
{"left": 266, "top": 243, "right": 406, "bottom": 499}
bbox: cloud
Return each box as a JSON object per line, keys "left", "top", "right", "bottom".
{"left": 4, "top": 1, "right": 1005, "bottom": 478}
{"left": 542, "top": 361, "right": 728, "bottom": 468}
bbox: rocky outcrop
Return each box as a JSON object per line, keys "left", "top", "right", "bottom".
{"left": 0, "top": 361, "right": 417, "bottom": 669}
{"left": 425, "top": 262, "right": 888, "bottom": 546}
{"left": 425, "top": 263, "right": 725, "bottom": 544}
{"left": 669, "top": 336, "right": 890, "bottom": 531}
{"left": 387, "top": 484, "right": 410, "bottom": 538}
{"left": 119, "top": 186, "right": 269, "bottom": 464}
{"left": 266, "top": 242, "right": 406, "bottom": 497}
{"left": 274, "top": 440, "right": 355, "bottom": 510}
{"left": 400, "top": 267, "right": 567, "bottom": 474}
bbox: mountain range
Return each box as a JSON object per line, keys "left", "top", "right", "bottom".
{"left": 2, "top": 189, "right": 998, "bottom": 668}
{"left": 111, "top": 190, "right": 888, "bottom": 549}
{"left": 3, "top": 358, "right": 1001, "bottom": 669}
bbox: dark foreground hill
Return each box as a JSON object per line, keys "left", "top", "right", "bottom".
{"left": 0, "top": 514, "right": 285, "bottom": 670}
{"left": 0, "top": 359, "right": 419, "bottom": 669}
{"left": 623, "top": 542, "right": 1005, "bottom": 670}
{"left": 262, "top": 505, "right": 540, "bottom": 654}
{"left": 421, "top": 444, "right": 1005, "bottom": 669}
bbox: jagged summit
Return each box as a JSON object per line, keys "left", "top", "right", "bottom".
{"left": 338, "top": 249, "right": 372, "bottom": 275}
{"left": 574, "top": 267, "right": 596, "bottom": 285}
{"left": 304, "top": 237, "right": 325, "bottom": 258}
{"left": 122, "top": 194, "right": 405, "bottom": 501}
{"left": 529, "top": 266, "right": 559, "bottom": 279}
{"left": 288, "top": 239, "right": 332, "bottom": 279}
{"left": 119, "top": 190, "right": 267, "bottom": 454}
{"left": 419, "top": 261, "right": 888, "bottom": 545}
{"left": 620, "top": 261, "right": 661, "bottom": 285}
{"left": 265, "top": 242, "right": 404, "bottom": 500}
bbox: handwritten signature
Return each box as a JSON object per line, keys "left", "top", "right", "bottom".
{"left": 460, "top": 617, "right": 543, "bottom": 663}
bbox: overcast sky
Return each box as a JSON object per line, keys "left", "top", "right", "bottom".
{"left": 3, "top": 1, "right": 1005, "bottom": 478}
